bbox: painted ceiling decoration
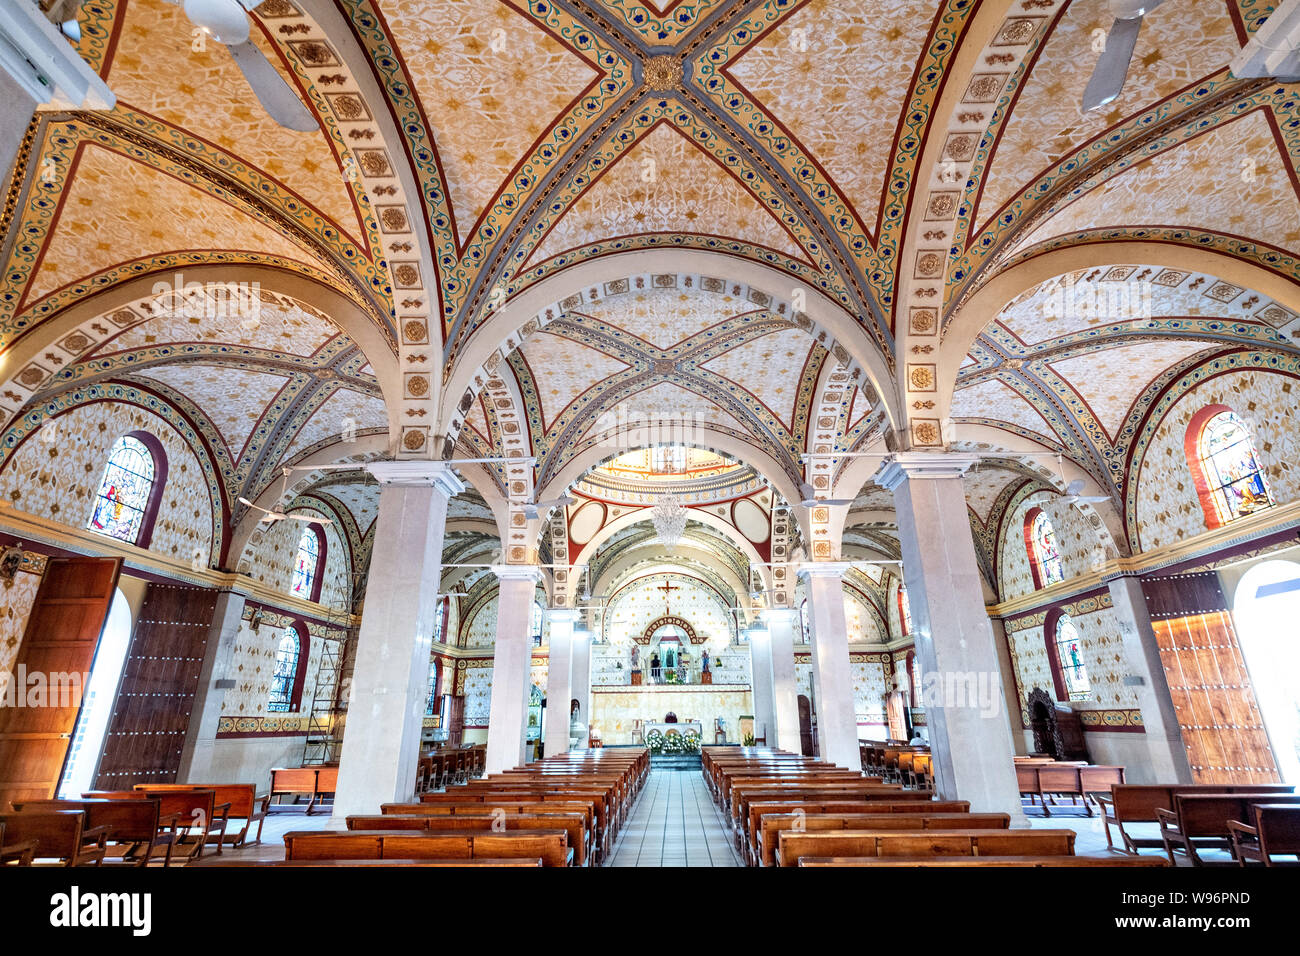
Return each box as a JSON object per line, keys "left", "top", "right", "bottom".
{"left": 0, "top": 0, "right": 1296, "bottom": 605}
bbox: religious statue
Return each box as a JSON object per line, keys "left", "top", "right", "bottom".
{"left": 569, "top": 698, "right": 585, "bottom": 749}
{"left": 701, "top": 649, "right": 710, "bottom": 673}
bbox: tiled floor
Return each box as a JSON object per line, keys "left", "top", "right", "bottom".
{"left": 605, "top": 769, "right": 742, "bottom": 867}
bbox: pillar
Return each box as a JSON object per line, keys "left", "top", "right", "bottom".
{"left": 332, "top": 463, "right": 462, "bottom": 819}
{"left": 878, "top": 453, "right": 1025, "bottom": 821}
{"left": 798, "top": 564, "right": 862, "bottom": 770}
{"left": 543, "top": 608, "right": 579, "bottom": 757}
{"left": 485, "top": 566, "right": 544, "bottom": 775}
{"left": 762, "top": 608, "right": 802, "bottom": 753}
{"left": 176, "top": 589, "right": 247, "bottom": 781}
{"left": 570, "top": 627, "right": 591, "bottom": 748}
{"left": 1107, "top": 573, "right": 1193, "bottom": 783}
{"left": 746, "top": 626, "right": 775, "bottom": 745}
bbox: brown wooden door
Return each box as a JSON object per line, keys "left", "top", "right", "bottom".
{"left": 0, "top": 557, "right": 122, "bottom": 808}
{"left": 446, "top": 695, "right": 464, "bottom": 748}
{"left": 798, "top": 694, "right": 814, "bottom": 757}
{"left": 94, "top": 582, "right": 218, "bottom": 789}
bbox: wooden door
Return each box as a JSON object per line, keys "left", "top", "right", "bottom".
{"left": 446, "top": 695, "right": 465, "bottom": 748}
{"left": 0, "top": 557, "right": 122, "bottom": 808}
{"left": 94, "top": 582, "right": 217, "bottom": 788}
{"left": 798, "top": 694, "right": 814, "bottom": 757}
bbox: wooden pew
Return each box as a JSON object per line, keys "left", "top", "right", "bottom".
{"left": 134, "top": 783, "right": 267, "bottom": 847}
{"left": 756, "top": 812, "right": 1009, "bottom": 867}
{"left": 1157, "top": 792, "right": 1300, "bottom": 866}
{"left": 13, "top": 798, "right": 179, "bottom": 867}
{"left": 348, "top": 812, "right": 590, "bottom": 866}
{"left": 776, "top": 828, "right": 1077, "bottom": 867}
{"left": 382, "top": 801, "right": 596, "bottom": 864}
{"left": 284, "top": 829, "right": 570, "bottom": 867}
{"left": 84, "top": 789, "right": 229, "bottom": 859}
{"left": 744, "top": 798, "right": 971, "bottom": 863}
{"left": 0, "top": 821, "right": 37, "bottom": 866}
{"left": 731, "top": 784, "right": 917, "bottom": 831}
{"left": 1096, "top": 783, "right": 1296, "bottom": 853}
{"left": 797, "top": 854, "right": 1169, "bottom": 867}
{"left": 0, "top": 811, "right": 108, "bottom": 866}
{"left": 270, "top": 766, "right": 338, "bottom": 815}
{"left": 1228, "top": 804, "right": 1300, "bottom": 867}
{"left": 1018, "top": 764, "right": 1126, "bottom": 815}
{"left": 190, "top": 857, "right": 541, "bottom": 867}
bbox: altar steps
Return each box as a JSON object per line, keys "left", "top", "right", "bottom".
{"left": 650, "top": 753, "right": 703, "bottom": 771}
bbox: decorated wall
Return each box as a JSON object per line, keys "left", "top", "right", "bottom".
{"left": 236, "top": 515, "right": 352, "bottom": 611}
{"left": 1134, "top": 368, "right": 1300, "bottom": 552}
{"left": 0, "top": 402, "right": 216, "bottom": 563}
{"left": 603, "top": 571, "right": 735, "bottom": 648}
{"left": 998, "top": 492, "right": 1106, "bottom": 601}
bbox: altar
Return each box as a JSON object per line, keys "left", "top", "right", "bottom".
{"left": 645, "top": 720, "right": 703, "bottom": 739}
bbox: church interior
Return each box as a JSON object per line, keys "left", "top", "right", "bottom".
{"left": 1, "top": 0, "right": 1299, "bottom": 893}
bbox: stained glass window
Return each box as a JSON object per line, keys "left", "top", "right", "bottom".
{"left": 1054, "top": 614, "right": 1091, "bottom": 702}
{"left": 899, "top": 586, "right": 913, "bottom": 636}
{"left": 1198, "top": 411, "right": 1273, "bottom": 525}
{"left": 291, "top": 528, "right": 320, "bottom": 599}
{"left": 88, "top": 436, "right": 156, "bottom": 545}
{"left": 268, "top": 627, "right": 301, "bottom": 712}
{"left": 425, "top": 658, "right": 440, "bottom": 716}
{"left": 1029, "top": 509, "right": 1066, "bottom": 587}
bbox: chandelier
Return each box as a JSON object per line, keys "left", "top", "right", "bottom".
{"left": 651, "top": 493, "right": 687, "bottom": 546}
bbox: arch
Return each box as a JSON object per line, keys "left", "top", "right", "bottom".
{"left": 438, "top": 250, "right": 901, "bottom": 441}
{"left": 1023, "top": 506, "right": 1065, "bottom": 590}
{"left": 1043, "top": 607, "right": 1090, "bottom": 704}
{"left": 938, "top": 244, "right": 1300, "bottom": 419}
{"left": 268, "top": 621, "right": 310, "bottom": 713}
{"left": 86, "top": 431, "right": 168, "bottom": 549}
{"left": 1183, "top": 404, "right": 1275, "bottom": 530}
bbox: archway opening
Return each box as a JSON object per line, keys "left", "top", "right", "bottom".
{"left": 58, "top": 588, "right": 132, "bottom": 797}
{"left": 1232, "top": 559, "right": 1300, "bottom": 784}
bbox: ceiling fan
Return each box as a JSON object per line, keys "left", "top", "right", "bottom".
{"left": 1083, "top": 0, "right": 1167, "bottom": 113}
{"left": 167, "top": 0, "right": 317, "bottom": 131}
{"left": 1055, "top": 456, "right": 1109, "bottom": 506}
{"left": 796, "top": 482, "right": 855, "bottom": 508}
{"left": 522, "top": 496, "right": 574, "bottom": 520}
{"left": 238, "top": 470, "right": 332, "bottom": 526}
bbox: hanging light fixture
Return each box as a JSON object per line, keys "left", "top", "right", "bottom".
{"left": 651, "top": 493, "right": 687, "bottom": 546}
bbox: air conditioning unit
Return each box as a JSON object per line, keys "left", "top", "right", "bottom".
{"left": 0, "top": 1, "right": 114, "bottom": 110}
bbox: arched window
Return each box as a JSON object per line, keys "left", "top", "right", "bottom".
{"left": 531, "top": 602, "right": 545, "bottom": 647}
{"left": 291, "top": 526, "right": 325, "bottom": 602}
{"left": 425, "top": 657, "right": 441, "bottom": 716}
{"left": 268, "top": 625, "right": 306, "bottom": 712}
{"left": 798, "top": 599, "right": 810, "bottom": 644}
{"left": 1045, "top": 611, "right": 1091, "bottom": 702}
{"left": 1024, "top": 507, "right": 1065, "bottom": 589}
{"left": 898, "top": 585, "right": 913, "bottom": 637}
{"left": 88, "top": 433, "right": 166, "bottom": 546}
{"left": 1185, "top": 406, "right": 1274, "bottom": 529}
{"left": 905, "top": 649, "right": 922, "bottom": 705}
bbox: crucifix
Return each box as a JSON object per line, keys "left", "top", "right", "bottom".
{"left": 658, "top": 579, "right": 680, "bottom": 615}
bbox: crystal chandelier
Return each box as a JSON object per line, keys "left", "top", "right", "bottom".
{"left": 651, "top": 493, "right": 687, "bottom": 546}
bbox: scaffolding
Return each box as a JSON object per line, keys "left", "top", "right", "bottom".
{"left": 301, "top": 569, "right": 363, "bottom": 765}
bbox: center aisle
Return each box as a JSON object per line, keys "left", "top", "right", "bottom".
{"left": 605, "top": 769, "right": 742, "bottom": 867}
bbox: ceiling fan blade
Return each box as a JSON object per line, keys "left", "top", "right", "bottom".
{"left": 801, "top": 498, "right": 855, "bottom": 508}
{"left": 1065, "top": 478, "right": 1087, "bottom": 496}
{"left": 1082, "top": 15, "right": 1143, "bottom": 112}
{"left": 238, "top": 495, "right": 275, "bottom": 514}
{"left": 223, "top": 40, "right": 318, "bottom": 131}
{"left": 286, "top": 513, "right": 333, "bottom": 526}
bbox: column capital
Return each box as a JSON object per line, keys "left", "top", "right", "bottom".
{"left": 367, "top": 461, "right": 466, "bottom": 496}
{"left": 797, "top": 561, "right": 853, "bottom": 580}
{"left": 874, "top": 452, "right": 980, "bottom": 491}
{"left": 761, "top": 608, "right": 798, "bottom": 625}
{"left": 491, "top": 564, "right": 544, "bottom": 583}
{"left": 545, "top": 608, "right": 581, "bottom": 625}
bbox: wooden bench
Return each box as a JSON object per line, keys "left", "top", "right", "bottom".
{"left": 731, "top": 784, "right": 918, "bottom": 831}
{"left": 284, "top": 829, "right": 570, "bottom": 867}
{"left": 743, "top": 799, "right": 971, "bottom": 863}
{"left": 1017, "top": 764, "right": 1126, "bottom": 815}
{"left": 270, "top": 767, "right": 337, "bottom": 815}
{"left": 0, "top": 810, "right": 108, "bottom": 866}
{"left": 1157, "top": 793, "right": 1300, "bottom": 866}
{"left": 348, "top": 812, "right": 590, "bottom": 866}
{"left": 84, "top": 788, "right": 229, "bottom": 859}
{"left": 0, "top": 820, "right": 37, "bottom": 866}
{"left": 189, "top": 857, "right": 541, "bottom": 867}
{"left": 1096, "top": 783, "right": 1297, "bottom": 853}
{"left": 776, "top": 828, "right": 1077, "bottom": 867}
{"left": 1228, "top": 804, "right": 1300, "bottom": 867}
{"left": 797, "top": 854, "right": 1169, "bottom": 867}
{"left": 756, "top": 812, "right": 1009, "bottom": 867}
{"left": 13, "top": 798, "right": 179, "bottom": 867}
{"left": 135, "top": 783, "right": 267, "bottom": 847}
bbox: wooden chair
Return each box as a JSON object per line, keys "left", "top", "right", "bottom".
{"left": 0, "top": 811, "right": 108, "bottom": 866}
{"left": 1228, "top": 804, "right": 1300, "bottom": 866}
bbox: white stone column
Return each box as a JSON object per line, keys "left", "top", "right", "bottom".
{"left": 543, "top": 608, "right": 579, "bottom": 757}
{"left": 1107, "top": 573, "right": 1193, "bottom": 783}
{"left": 762, "top": 608, "right": 802, "bottom": 753}
{"left": 177, "top": 589, "right": 247, "bottom": 781}
{"left": 746, "top": 626, "right": 775, "bottom": 745}
{"left": 798, "top": 564, "right": 862, "bottom": 770}
{"left": 878, "top": 454, "right": 1025, "bottom": 821}
{"left": 332, "top": 463, "right": 463, "bottom": 820}
{"left": 485, "top": 566, "right": 544, "bottom": 775}
{"left": 570, "top": 628, "right": 591, "bottom": 749}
